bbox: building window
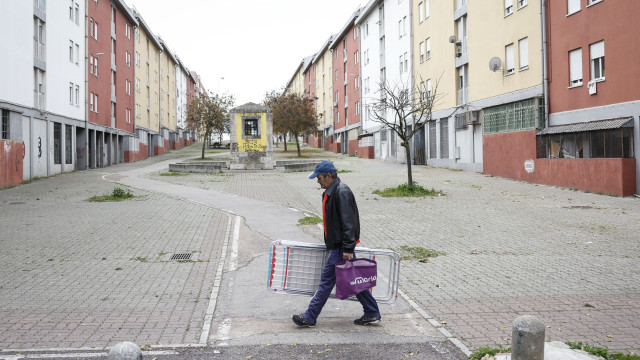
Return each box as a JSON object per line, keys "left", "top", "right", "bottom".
{"left": 94, "top": 94, "right": 98, "bottom": 113}
{"left": 519, "top": 37, "right": 529, "bottom": 70}
{"left": 126, "top": 51, "right": 131, "bottom": 67}
{"left": 69, "top": 40, "right": 74, "bottom": 62}
{"left": 440, "top": 119, "right": 449, "bottom": 158}
{"left": 538, "top": 128, "right": 634, "bottom": 159}
{"left": 125, "top": 22, "right": 131, "bottom": 39}
{"left": 65, "top": 125, "right": 73, "bottom": 164}
{"left": 75, "top": 3, "right": 80, "bottom": 25}
{"left": 94, "top": 56, "right": 98, "bottom": 76}
{"left": 588, "top": 0, "right": 603, "bottom": 5}
{"left": 69, "top": 83, "right": 74, "bottom": 104}
{"left": 419, "top": 41, "right": 425, "bottom": 62}
{"left": 90, "top": 92, "right": 94, "bottom": 112}
{"left": 399, "top": 55, "right": 403, "bottom": 74}
{"left": 75, "top": 43, "right": 80, "bottom": 65}
{"left": 398, "top": 19, "right": 402, "bottom": 38}
{"left": 242, "top": 117, "right": 260, "bottom": 138}
{"left": 54, "top": 122, "right": 61, "bottom": 164}
{"left": 505, "top": 0, "right": 513, "bottom": 16}
{"left": 426, "top": 38, "right": 431, "bottom": 59}
{"left": 75, "top": 85, "right": 80, "bottom": 106}
{"left": 126, "top": 108, "right": 131, "bottom": 124}
{"left": 1, "top": 109, "right": 9, "bottom": 139}
{"left": 94, "top": 21, "right": 98, "bottom": 40}
{"left": 425, "top": 0, "right": 430, "bottom": 18}
{"left": 518, "top": 0, "right": 527, "bottom": 8}
{"left": 404, "top": 52, "right": 408, "bottom": 72}
{"left": 419, "top": 2, "right": 424, "bottom": 22}
{"left": 90, "top": 18, "right": 94, "bottom": 37}
{"left": 567, "top": 0, "right": 580, "bottom": 14}
{"left": 427, "top": 79, "right": 432, "bottom": 99}
{"left": 420, "top": 82, "right": 426, "bottom": 101}
{"left": 69, "top": 1, "right": 74, "bottom": 21}
{"left": 505, "top": 43, "right": 515, "bottom": 75}
{"left": 590, "top": 40, "right": 605, "bottom": 81}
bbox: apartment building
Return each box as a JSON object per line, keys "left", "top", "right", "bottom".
{"left": 0, "top": 0, "right": 86, "bottom": 186}
{"left": 131, "top": 10, "right": 161, "bottom": 160}
{"left": 535, "top": 0, "right": 638, "bottom": 196}
{"left": 87, "top": 0, "right": 137, "bottom": 169}
{"left": 311, "top": 35, "right": 336, "bottom": 151}
{"left": 358, "top": 0, "right": 412, "bottom": 161}
{"left": 330, "top": 8, "right": 361, "bottom": 155}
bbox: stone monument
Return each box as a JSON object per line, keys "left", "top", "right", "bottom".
{"left": 228, "top": 102, "right": 273, "bottom": 170}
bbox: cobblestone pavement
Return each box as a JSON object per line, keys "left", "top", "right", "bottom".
{"left": 1, "top": 143, "right": 639, "bottom": 355}
{"left": 0, "top": 151, "right": 230, "bottom": 349}
{"left": 147, "top": 145, "right": 640, "bottom": 354}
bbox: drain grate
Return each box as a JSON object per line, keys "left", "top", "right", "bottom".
{"left": 170, "top": 253, "right": 193, "bottom": 261}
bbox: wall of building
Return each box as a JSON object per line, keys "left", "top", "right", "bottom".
{"left": 0, "top": 140, "right": 24, "bottom": 188}
{"left": 0, "top": 3, "right": 32, "bottom": 107}
{"left": 88, "top": 0, "right": 111, "bottom": 129}
{"left": 413, "top": 0, "right": 456, "bottom": 113}
{"left": 483, "top": 130, "right": 636, "bottom": 196}
{"left": 113, "top": 5, "right": 135, "bottom": 134}
{"left": 547, "top": 0, "right": 640, "bottom": 114}
{"left": 469, "top": 0, "right": 541, "bottom": 103}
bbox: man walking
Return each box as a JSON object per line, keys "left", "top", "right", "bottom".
{"left": 292, "top": 160, "right": 381, "bottom": 327}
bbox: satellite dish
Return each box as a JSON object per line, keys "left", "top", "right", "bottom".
{"left": 449, "top": 35, "right": 457, "bottom": 44}
{"left": 489, "top": 57, "right": 503, "bottom": 72}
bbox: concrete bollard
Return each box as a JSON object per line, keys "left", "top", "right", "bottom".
{"left": 108, "top": 342, "right": 142, "bottom": 360}
{"left": 511, "top": 315, "right": 545, "bottom": 360}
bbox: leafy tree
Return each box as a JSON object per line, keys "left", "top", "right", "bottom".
{"left": 264, "top": 91, "right": 319, "bottom": 157}
{"left": 186, "top": 92, "right": 235, "bottom": 158}
{"left": 367, "top": 78, "right": 438, "bottom": 186}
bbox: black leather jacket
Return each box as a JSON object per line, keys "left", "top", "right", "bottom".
{"left": 322, "top": 177, "right": 360, "bottom": 253}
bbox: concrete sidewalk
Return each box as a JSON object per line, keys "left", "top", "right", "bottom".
{"left": 1, "top": 143, "right": 639, "bottom": 357}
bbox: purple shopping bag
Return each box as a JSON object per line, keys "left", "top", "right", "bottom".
{"left": 335, "top": 258, "right": 377, "bottom": 300}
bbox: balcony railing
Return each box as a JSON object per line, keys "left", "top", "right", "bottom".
{"left": 457, "top": 85, "right": 469, "bottom": 105}
{"left": 34, "top": 0, "right": 45, "bottom": 11}
{"left": 34, "top": 91, "right": 45, "bottom": 110}
{"left": 33, "top": 39, "right": 46, "bottom": 61}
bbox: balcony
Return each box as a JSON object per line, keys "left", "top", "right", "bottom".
{"left": 34, "top": 91, "right": 46, "bottom": 110}
{"left": 457, "top": 85, "right": 469, "bottom": 105}
{"left": 34, "top": 0, "right": 46, "bottom": 20}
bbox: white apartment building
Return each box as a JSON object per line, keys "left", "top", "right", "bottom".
{"left": 357, "top": 0, "right": 412, "bottom": 162}
{"left": 0, "top": 0, "right": 86, "bottom": 181}
{"left": 176, "top": 60, "right": 188, "bottom": 131}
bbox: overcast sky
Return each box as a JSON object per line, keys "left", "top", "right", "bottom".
{"left": 126, "top": 0, "right": 363, "bottom": 106}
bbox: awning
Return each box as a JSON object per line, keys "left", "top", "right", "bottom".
{"left": 538, "top": 117, "right": 633, "bottom": 135}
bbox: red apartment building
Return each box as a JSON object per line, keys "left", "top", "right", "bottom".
{"left": 542, "top": 0, "right": 638, "bottom": 196}
{"left": 303, "top": 58, "right": 319, "bottom": 147}
{"left": 484, "top": 0, "right": 638, "bottom": 196}
{"left": 87, "top": 0, "right": 136, "bottom": 168}
{"left": 330, "top": 9, "right": 362, "bottom": 155}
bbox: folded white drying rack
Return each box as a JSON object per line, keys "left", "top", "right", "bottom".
{"left": 267, "top": 240, "right": 400, "bottom": 304}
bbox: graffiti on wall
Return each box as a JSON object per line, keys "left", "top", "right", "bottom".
{"left": 37, "top": 137, "right": 42, "bottom": 158}
{"left": 241, "top": 139, "right": 266, "bottom": 152}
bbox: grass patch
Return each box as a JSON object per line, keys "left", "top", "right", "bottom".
{"left": 373, "top": 184, "right": 444, "bottom": 197}
{"left": 160, "top": 172, "right": 188, "bottom": 176}
{"left": 88, "top": 187, "right": 134, "bottom": 202}
{"left": 298, "top": 216, "right": 322, "bottom": 226}
{"left": 398, "top": 246, "right": 444, "bottom": 260}
{"left": 567, "top": 342, "right": 640, "bottom": 360}
{"left": 338, "top": 170, "right": 352, "bottom": 174}
{"left": 469, "top": 346, "right": 511, "bottom": 360}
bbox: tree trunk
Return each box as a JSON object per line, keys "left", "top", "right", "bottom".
{"left": 283, "top": 133, "right": 288, "bottom": 152}
{"left": 404, "top": 143, "right": 413, "bottom": 186}
{"left": 296, "top": 135, "right": 301, "bottom": 157}
{"left": 201, "top": 138, "right": 206, "bottom": 159}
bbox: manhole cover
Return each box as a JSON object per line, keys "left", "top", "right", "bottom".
{"left": 170, "top": 253, "right": 193, "bottom": 261}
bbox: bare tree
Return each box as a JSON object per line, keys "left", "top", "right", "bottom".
{"left": 367, "top": 78, "right": 438, "bottom": 186}
{"left": 186, "top": 92, "right": 235, "bottom": 159}
{"left": 264, "top": 91, "right": 319, "bottom": 157}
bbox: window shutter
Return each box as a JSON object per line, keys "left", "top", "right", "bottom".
{"left": 590, "top": 41, "right": 604, "bottom": 59}
{"left": 506, "top": 44, "right": 515, "bottom": 72}
{"left": 519, "top": 37, "right": 529, "bottom": 68}
{"left": 569, "top": 48, "right": 582, "bottom": 82}
{"left": 567, "top": 0, "right": 580, "bottom": 14}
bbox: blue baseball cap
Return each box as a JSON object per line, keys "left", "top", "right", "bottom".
{"left": 308, "top": 160, "right": 336, "bottom": 179}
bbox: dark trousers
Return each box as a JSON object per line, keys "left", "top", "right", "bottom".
{"left": 303, "top": 248, "right": 380, "bottom": 325}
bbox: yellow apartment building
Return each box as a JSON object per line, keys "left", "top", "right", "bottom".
{"left": 412, "top": 0, "right": 542, "bottom": 172}
{"left": 133, "top": 11, "right": 163, "bottom": 158}
{"left": 158, "top": 39, "right": 178, "bottom": 150}
{"left": 313, "top": 36, "right": 335, "bottom": 149}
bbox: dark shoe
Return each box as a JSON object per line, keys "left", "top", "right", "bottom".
{"left": 292, "top": 314, "right": 315, "bottom": 327}
{"left": 354, "top": 315, "right": 381, "bottom": 326}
